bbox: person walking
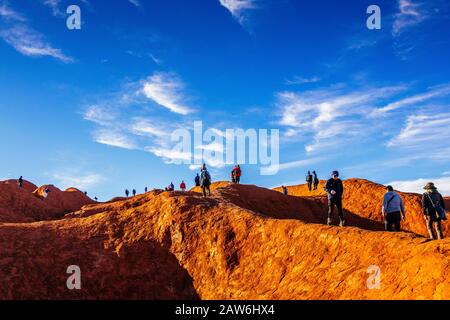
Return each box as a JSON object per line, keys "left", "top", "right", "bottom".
{"left": 145, "top": 187, "right": 148, "bottom": 193}
{"left": 382, "top": 186, "right": 406, "bottom": 232}
{"left": 422, "top": 182, "right": 446, "bottom": 240}
{"left": 180, "top": 181, "right": 186, "bottom": 191}
{"left": 18, "top": 176, "right": 23, "bottom": 188}
{"left": 325, "top": 171, "right": 345, "bottom": 227}
{"left": 125, "top": 189, "right": 130, "bottom": 198}
{"left": 282, "top": 186, "right": 288, "bottom": 195}
{"left": 306, "top": 171, "right": 313, "bottom": 192}
{"left": 132, "top": 189, "right": 136, "bottom": 197}
{"left": 195, "top": 173, "right": 200, "bottom": 187}
{"left": 200, "top": 164, "right": 212, "bottom": 197}
{"left": 313, "top": 171, "right": 319, "bottom": 190}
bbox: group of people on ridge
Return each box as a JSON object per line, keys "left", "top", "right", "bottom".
{"left": 321, "top": 170, "right": 447, "bottom": 240}
{"left": 306, "top": 170, "right": 320, "bottom": 192}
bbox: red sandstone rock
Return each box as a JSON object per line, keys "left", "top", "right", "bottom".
{"left": 0, "top": 180, "right": 95, "bottom": 223}
{"left": 1, "top": 182, "right": 449, "bottom": 299}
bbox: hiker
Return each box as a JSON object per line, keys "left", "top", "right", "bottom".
{"left": 18, "top": 176, "right": 23, "bottom": 188}
{"left": 306, "top": 171, "right": 313, "bottom": 192}
{"left": 132, "top": 189, "right": 136, "bottom": 197}
{"left": 282, "top": 186, "right": 288, "bottom": 196}
{"left": 422, "top": 182, "right": 446, "bottom": 240}
{"left": 94, "top": 197, "right": 98, "bottom": 201}
{"left": 84, "top": 191, "right": 87, "bottom": 196}
{"left": 325, "top": 171, "right": 345, "bottom": 227}
{"left": 313, "top": 171, "right": 319, "bottom": 190}
{"left": 43, "top": 187, "right": 51, "bottom": 199}
{"left": 382, "top": 186, "right": 406, "bottom": 232}
{"left": 125, "top": 189, "right": 130, "bottom": 197}
{"left": 200, "top": 164, "right": 211, "bottom": 197}
{"left": 195, "top": 173, "right": 200, "bottom": 187}
{"left": 180, "top": 181, "right": 186, "bottom": 191}
{"left": 232, "top": 165, "right": 242, "bottom": 184}
{"left": 145, "top": 187, "right": 148, "bottom": 193}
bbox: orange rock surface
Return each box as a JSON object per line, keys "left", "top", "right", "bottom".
{"left": 0, "top": 181, "right": 449, "bottom": 299}
{"left": 0, "top": 180, "right": 95, "bottom": 223}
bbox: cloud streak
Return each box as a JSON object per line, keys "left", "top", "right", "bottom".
{"left": 219, "top": 0, "right": 257, "bottom": 25}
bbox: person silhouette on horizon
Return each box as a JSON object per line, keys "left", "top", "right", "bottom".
{"left": 306, "top": 171, "right": 313, "bottom": 191}
{"left": 195, "top": 173, "right": 200, "bottom": 187}
{"left": 200, "top": 164, "right": 211, "bottom": 197}
{"left": 18, "top": 176, "right": 23, "bottom": 188}
{"left": 125, "top": 189, "right": 130, "bottom": 198}
{"left": 313, "top": 171, "right": 319, "bottom": 190}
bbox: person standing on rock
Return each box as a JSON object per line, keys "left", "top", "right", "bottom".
{"left": 232, "top": 165, "right": 242, "bottom": 184}
{"left": 422, "top": 182, "right": 446, "bottom": 240}
{"left": 325, "top": 171, "right": 345, "bottom": 227}
{"left": 313, "top": 171, "right": 319, "bottom": 190}
{"left": 282, "top": 185, "right": 288, "bottom": 195}
{"left": 180, "top": 181, "right": 186, "bottom": 191}
{"left": 306, "top": 171, "right": 313, "bottom": 192}
{"left": 125, "top": 189, "right": 130, "bottom": 197}
{"left": 200, "top": 164, "right": 212, "bottom": 197}
{"left": 145, "top": 187, "right": 148, "bottom": 193}
{"left": 18, "top": 176, "right": 23, "bottom": 188}
{"left": 132, "top": 189, "right": 136, "bottom": 197}
{"left": 382, "top": 186, "right": 406, "bottom": 232}
{"left": 195, "top": 173, "right": 200, "bottom": 187}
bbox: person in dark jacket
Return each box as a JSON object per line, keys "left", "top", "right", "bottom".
{"left": 313, "top": 171, "right": 319, "bottom": 190}
{"left": 382, "top": 186, "right": 406, "bottom": 232}
{"left": 306, "top": 171, "right": 313, "bottom": 191}
{"left": 422, "top": 182, "right": 446, "bottom": 240}
{"left": 200, "top": 164, "right": 211, "bottom": 197}
{"left": 282, "top": 186, "right": 288, "bottom": 195}
{"left": 132, "top": 189, "right": 136, "bottom": 197}
{"left": 18, "top": 176, "right": 23, "bottom": 188}
{"left": 195, "top": 173, "right": 200, "bottom": 187}
{"left": 125, "top": 189, "right": 130, "bottom": 197}
{"left": 324, "top": 171, "right": 345, "bottom": 227}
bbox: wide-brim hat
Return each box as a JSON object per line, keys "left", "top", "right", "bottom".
{"left": 423, "top": 182, "right": 437, "bottom": 190}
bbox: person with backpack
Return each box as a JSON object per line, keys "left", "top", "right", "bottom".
{"left": 313, "top": 171, "right": 319, "bottom": 190}
{"left": 200, "top": 164, "right": 211, "bottom": 197}
{"left": 422, "top": 182, "right": 446, "bottom": 240}
{"left": 125, "top": 189, "right": 130, "bottom": 197}
{"left": 325, "top": 171, "right": 345, "bottom": 227}
{"left": 180, "top": 181, "right": 186, "bottom": 191}
{"left": 195, "top": 173, "right": 200, "bottom": 187}
{"left": 18, "top": 176, "right": 23, "bottom": 188}
{"left": 306, "top": 171, "right": 313, "bottom": 192}
{"left": 232, "top": 165, "right": 242, "bottom": 184}
{"left": 382, "top": 186, "right": 406, "bottom": 232}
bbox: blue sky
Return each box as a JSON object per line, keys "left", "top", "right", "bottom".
{"left": 1, "top": 0, "right": 450, "bottom": 199}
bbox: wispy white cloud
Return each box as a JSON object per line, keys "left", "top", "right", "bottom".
{"left": 277, "top": 85, "right": 405, "bottom": 153}
{"left": 93, "top": 129, "right": 136, "bottom": 150}
{"left": 42, "top": 0, "right": 63, "bottom": 16}
{"left": 371, "top": 84, "right": 450, "bottom": 117}
{"left": 387, "top": 112, "right": 450, "bottom": 149}
{"left": 53, "top": 172, "right": 105, "bottom": 190}
{"left": 263, "top": 157, "right": 325, "bottom": 176}
{"left": 128, "top": 0, "right": 140, "bottom": 7}
{"left": 388, "top": 176, "right": 450, "bottom": 196}
{"left": 219, "top": 0, "right": 257, "bottom": 25}
{"left": 141, "top": 72, "right": 195, "bottom": 115}
{"left": 393, "top": 0, "right": 427, "bottom": 36}
{"left": 0, "top": 3, "right": 73, "bottom": 63}
{"left": 0, "top": 2, "right": 25, "bottom": 21}
{"left": 285, "top": 76, "right": 321, "bottom": 86}
{"left": 0, "top": 25, "right": 73, "bottom": 62}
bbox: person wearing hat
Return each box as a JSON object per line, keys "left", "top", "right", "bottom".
{"left": 324, "top": 170, "right": 345, "bottom": 227}
{"left": 422, "top": 182, "right": 446, "bottom": 240}
{"left": 382, "top": 186, "right": 406, "bottom": 232}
